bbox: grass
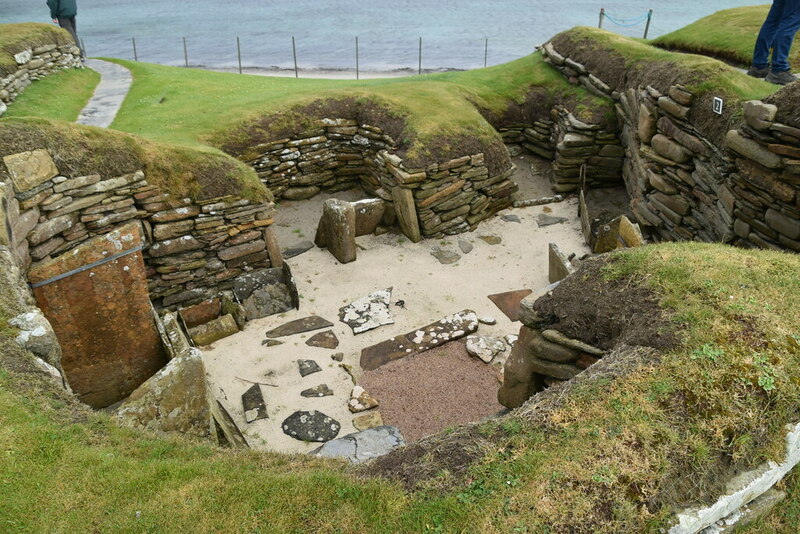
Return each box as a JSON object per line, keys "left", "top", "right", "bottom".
{"left": 0, "top": 23, "right": 76, "bottom": 76}
{"left": 653, "top": 5, "right": 800, "bottom": 69}
{"left": 2, "top": 243, "right": 800, "bottom": 532}
{"left": 556, "top": 26, "right": 777, "bottom": 102}
{"left": 0, "top": 117, "right": 269, "bottom": 203}
{"left": 3, "top": 67, "right": 100, "bottom": 122}
{"left": 101, "top": 52, "right": 608, "bottom": 169}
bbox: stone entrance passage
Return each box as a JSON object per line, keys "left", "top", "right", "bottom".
{"left": 27, "top": 222, "right": 167, "bottom": 408}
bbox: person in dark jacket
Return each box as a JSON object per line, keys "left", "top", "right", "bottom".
{"left": 46, "top": 0, "right": 85, "bottom": 59}
{"left": 747, "top": 0, "right": 800, "bottom": 85}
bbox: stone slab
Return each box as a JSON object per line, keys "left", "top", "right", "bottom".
{"left": 305, "top": 330, "right": 340, "bottom": 349}
{"left": 264, "top": 315, "right": 334, "bottom": 338}
{"left": 339, "top": 288, "right": 393, "bottom": 335}
{"left": 28, "top": 222, "right": 167, "bottom": 408}
{"left": 179, "top": 299, "right": 221, "bottom": 329}
{"left": 312, "top": 426, "right": 405, "bottom": 464}
{"left": 487, "top": 289, "right": 533, "bottom": 321}
{"left": 3, "top": 149, "right": 58, "bottom": 193}
{"left": 282, "top": 410, "right": 341, "bottom": 442}
{"left": 360, "top": 309, "right": 479, "bottom": 371}
{"left": 242, "top": 384, "right": 268, "bottom": 423}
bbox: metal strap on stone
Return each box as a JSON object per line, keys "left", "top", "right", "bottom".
{"left": 29, "top": 245, "right": 143, "bottom": 289}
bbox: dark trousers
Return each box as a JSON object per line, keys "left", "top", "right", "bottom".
{"left": 752, "top": 0, "right": 800, "bottom": 72}
{"left": 57, "top": 16, "right": 85, "bottom": 58}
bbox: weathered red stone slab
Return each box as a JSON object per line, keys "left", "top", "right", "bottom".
{"left": 179, "top": 298, "right": 221, "bottom": 328}
{"left": 29, "top": 222, "right": 167, "bottom": 408}
{"left": 487, "top": 289, "right": 533, "bottom": 321}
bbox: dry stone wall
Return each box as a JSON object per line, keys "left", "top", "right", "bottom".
{"left": 541, "top": 41, "right": 800, "bottom": 251}
{"left": 499, "top": 106, "right": 624, "bottom": 193}
{"left": 246, "top": 119, "right": 518, "bottom": 240}
{"left": 0, "top": 43, "right": 82, "bottom": 113}
{"left": 2, "top": 149, "right": 278, "bottom": 310}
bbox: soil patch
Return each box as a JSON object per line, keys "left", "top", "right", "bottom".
{"left": 533, "top": 255, "right": 678, "bottom": 351}
{"left": 358, "top": 340, "right": 503, "bottom": 443}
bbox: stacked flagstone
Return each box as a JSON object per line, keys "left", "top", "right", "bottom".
{"left": 540, "top": 40, "right": 800, "bottom": 251}
{"left": 1, "top": 43, "right": 82, "bottom": 113}
{"left": 1, "top": 149, "right": 279, "bottom": 309}
{"left": 246, "top": 120, "right": 517, "bottom": 240}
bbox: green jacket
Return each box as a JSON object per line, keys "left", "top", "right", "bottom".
{"left": 47, "top": 0, "right": 77, "bottom": 19}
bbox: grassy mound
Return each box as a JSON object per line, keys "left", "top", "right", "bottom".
{"left": 0, "top": 23, "right": 76, "bottom": 76}
{"left": 652, "top": 5, "right": 800, "bottom": 69}
{"left": 0, "top": 117, "right": 269, "bottom": 202}
{"left": 550, "top": 26, "right": 777, "bottom": 146}
{"left": 100, "top": 53, "right": 611, "bottom": 172}
{"left": 2, "top": 243, "right": 800, "bottom": 532}
{"left": 3, "top": 67, "right": 100, "bottom": 122}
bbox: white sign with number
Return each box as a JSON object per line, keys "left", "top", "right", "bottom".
{"left": 713, "top": 97, "right": 724, "bottom": 115}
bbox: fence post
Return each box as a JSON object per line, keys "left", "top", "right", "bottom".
{"left": 237, "top": 37, "right": 242, "bottom": 74}
{"left": 599, "top": 8, "right": 605, "bottom": 29}
{"left": 131, "top": 37, "right": 138, "bottom": 61}
{"left": 292, "top": 36, "right": 299, "bottom": 78}
{"left": 356, "top": 36, "right": 359, "bottom": 80}
{"left": 183, "top": 37, "right": 188, "bottom": 67}
{"left": 484, "top": 38, "right": 488, "bottom": 68}
{"left": 418, "top": 37, "right": 422, "bottom": 75}
{"left": 643, "top": 9, "right": 653, "bottom": 39}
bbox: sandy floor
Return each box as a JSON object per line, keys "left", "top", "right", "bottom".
{"left": 359, "top": 340, "right": 504, "bottom": 443}
{"left": 202, "top": 154, "right": 592, "bottom": 453}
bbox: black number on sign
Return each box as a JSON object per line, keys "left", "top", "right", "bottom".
{"left": 713, "top": 97, "right": 724, "bottom": 115}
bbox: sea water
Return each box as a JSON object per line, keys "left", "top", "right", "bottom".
{"left": 0, "top": 0, "right": 759, "bottom": 71}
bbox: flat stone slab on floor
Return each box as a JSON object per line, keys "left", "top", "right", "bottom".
{"left": 360, "top": 309, "right": 479, "bottom": 371}
{"left": 339, "top": 288, "right": 393, "bottom": 334}
{"left": 312, "top": 426, "right": 405, "bottom": 464}
{"left": 282, "top": 410, "right": 341, "bottom": 442}
{"left": 297, "top": 359, "right": 322, "bottom": 377}
{"left": 305, "top": 330, "right": 339, "bottom": 349}
{"left": 487, "top": 289, "right": 533, "bottom": 321}
{"left": 264, "top": 315, "right": 334, "bottom": 338}
{"left": 242, "top": 384, "right": 268, "bottom": 423}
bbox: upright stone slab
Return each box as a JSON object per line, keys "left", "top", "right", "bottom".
{"left": 315, "top": 198, "right": 357, "bottom": 263}
{"left": 27, "top": 222, "right": 167, "bottom": 408}
{"left": 2, "top": 149, "right": 58, "bottom": 193}
{"left": 391, "top": 186, "right": 421, "bottom": 243}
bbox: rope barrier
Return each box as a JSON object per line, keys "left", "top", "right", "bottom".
{"left": 605, "top": 12, "right": 650, "bottom": 27}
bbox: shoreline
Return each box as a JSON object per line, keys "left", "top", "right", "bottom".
{"left": 201, "top": 64, "right": 470, "bottom": 79}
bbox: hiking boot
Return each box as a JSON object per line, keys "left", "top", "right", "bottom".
{"left": 747, "top": 65, "right": 769, "bottom": 78}
{"left": 766, "top": 70, "right": 798, "bottom": 85}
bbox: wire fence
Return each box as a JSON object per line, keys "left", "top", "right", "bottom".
{"left": 599, "top": 8, "right": 654, "bottom": 39}
{"left": 80, "top": 34, "right": 501, "bottom": 78}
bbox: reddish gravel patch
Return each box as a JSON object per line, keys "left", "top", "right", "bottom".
{"left": 358, "top": 341, "right": 504, "bottom": 443}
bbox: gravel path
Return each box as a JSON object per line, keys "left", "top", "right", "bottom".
{"left": 78, "top": 59, "right": 132, "bottom": 128}
{"left": 359, "top": 340, "right": 504, "bottom": 443}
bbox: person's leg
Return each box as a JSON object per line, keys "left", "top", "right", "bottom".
{"left": 57, "top": 16, "right": 84, "bottom": 58}
{"left": 752, "top": 0, "right": 787, "bottom": 70}
{"left": 770, "top": 0, "right": 800, "bottom": 72}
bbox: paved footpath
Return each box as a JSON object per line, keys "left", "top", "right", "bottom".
{"left": 77, "top": 59, "right": 132, "bottom": 128}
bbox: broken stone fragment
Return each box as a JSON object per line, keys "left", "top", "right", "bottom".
{"left": 431, "top": 248, "right": 460, "bottom": 264}
{"left": 262, "top": 338, "right": 283, "bottom": 347}
{"left": 348, "top": 385, "right": 379, "bottom": 413}
{"left": 339, "top": 288, "right": 393, "bottom": 334}
{"left": 314, "top": 198, "right": 357, "bottom": 263}
{"left": 264, "top": 315, "right": 334, "bottom": 338}
{"left": 331, "top": 352, "right": 344, "bottom": 362}
{"left": 301, "top": 384, "right": 334, "bottom": 398}
{"left": 352, "top": 411, "right": 384, "bottom": 431}
{"left": 298, "top": 359, "right": 322, "bottom": 377}
{"left": 9, "top": 309, "right": 62, "bottom": 372}
{"left": 305, "top": 330, "right": 339, "bottom": 349}
{"left": 282, "top": 410, "right": 340, "bottom": 442}
{"left": 465, "top": 335, "right": 506, "bottom": 363}
{"left": 242, "top": 384, "right": 268, "bottom": 423}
